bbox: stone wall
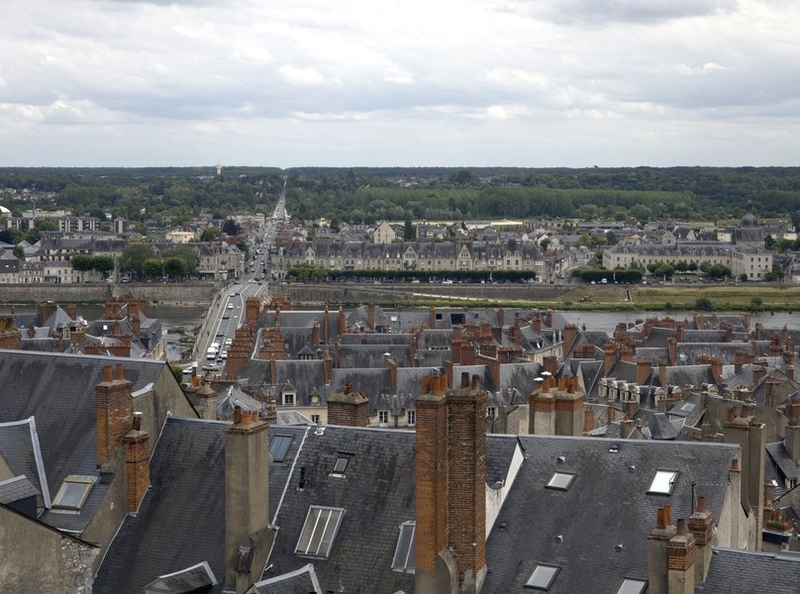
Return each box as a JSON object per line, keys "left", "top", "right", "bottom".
{"left": 0, "top": 281, "right": 217, "bottom": 305}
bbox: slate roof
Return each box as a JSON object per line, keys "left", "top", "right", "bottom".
{"left": 482, "top": 436, "right": 739, "bottom": 594}
{"left": 0, "top": 350, "right": 171, "bottom": 532}
{"left": 263, "top": 425, "right": 418, "bottom": 594}
{"left": 697, "top": 547, "right": 800, "bottom": 593}
{"left": 94, "top": 418, "right": 229, "bottom": 594}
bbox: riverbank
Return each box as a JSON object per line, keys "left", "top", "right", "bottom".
{"left": 280, "top": 281, "right": 800, "bottom": 312}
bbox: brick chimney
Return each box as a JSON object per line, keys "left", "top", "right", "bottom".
{"left": 95, "top": 364, "right": 133, "bottom": 466}
{"left": 312, "top": 320, "right": 320, "bottom": 349}
{"left": 326, "top": 382, "right": 369, "bottom": 427}
{"left": 562, "top": 323, "right": 577, "bottom": 357}
{"left": 603, "top": 343, "right": 617, "bottom": 376}
{"left": 367, "top": 304, "right": 376, "bottom": 331}
{"left": 323, "top": 305, "right": 330, "bottom": 345}
{"left": 225, "top": 406, "right": 274, "bottom": 593}
{"left": 127, "top": 301, "right": 140, "bottom": 338}
{"left": 529, "top": 380, "right": 555, "bottom": 435}
{"left": 687, "top": 496, "right": 714, "bottom": 584}
{"left": 636, "top": 357, "right": 652, "bottom": 386}
{"left": 555, "top": 380, "right": 584, "bottom": 436}
{"left": 122, "top": 412, "right": 149, "bottom": 512}
{"left": 543, "top": 355, "right": 558, "bottom": 377}
{"left": 245, "top": 297, "right": 261, "bottom": 329}
{"left": 416, "top": 373, "right": 487, "bottom": 594}
{"left": 647, "top": 506, "right": 677, "bottom": 594}
{"left": 752, "top": 365, "right": 766, "bottom": 386}
{"left": 667, "top": 519, "right": 696, "bottom": 594}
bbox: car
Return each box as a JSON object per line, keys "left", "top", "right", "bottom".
{"left": 227, "top": 303, "right": 234, "bottom": 309}
{"left": 230, "top": 292, "right": 236, "bottom": 297}
{"left": 222, "top": 313, "right": 230, "bottom": 319}
{"left": 224, "top": 338, "right": 233, "bottom": 346}
{"left": 202, "top": 363, "right": 220, "bottom": 371}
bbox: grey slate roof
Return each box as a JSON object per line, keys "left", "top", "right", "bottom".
{"left": 482, "top": 436, "right": 739, "bottom": 594}
{"left": 94, "top": 418, "right": 229, "bottom": 594}
{"left": 0, "top": 350, "right": 170, "bottom": 532}
{"left": 697, "top": 547, "right": 800, "bottom": 593}
{"left": 264, "top": 425, "right": 418, "bottom": 594}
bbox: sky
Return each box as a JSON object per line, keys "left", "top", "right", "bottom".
{"left": 1, "top": 0, "right": 799, "bottom": 168}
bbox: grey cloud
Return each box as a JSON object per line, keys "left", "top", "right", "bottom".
{"left": 511, "top": 0, "right": 740, "bottom": 25}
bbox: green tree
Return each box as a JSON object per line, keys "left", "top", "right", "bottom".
{"left": 120, "top": 244, "right": 157, "bottom": 278}
{"left": 162, "top": 245, "right": 199, "bottom": 276}
{"left": 403, "top": 219, "right": 415, "bottom": 241}
{"left": 201, "top": 226, "right": 221, "bottom": 242}
{"left": 12, "top": 244, "right": 24, "bottom": 260}
{"left": 93, "top": 255, "right": 115, "bottom": 280}
{"left": 71, "top": 254, "right": 94, "bottom": 282}
{"left": 142, "top": 258, "right": 163, "bottom": 279}
{"left": 163, "top": 256, "right": 188, "bottom": 280}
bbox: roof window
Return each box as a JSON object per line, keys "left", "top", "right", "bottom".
{"left": 295, "top": 506, "right": 345, "bottom": 558}
{"left": 269, "top": 435, "right": 293, "bottom": 463}
{"left": 616, "top": 578, "right": 648, "bottom": 594}
{"left": 545, "top": 472, "right": 575, "bottom": 491}
{"left": 391, "top": 521, "right": 416, "bottom": 573}
{"left": 331, "top": 454, "right": 352, "bottom": 477}
{"left": 648, "top": 470, "right": 678, "bottom": 495}
{"left": 52, "top": 475, "right": 94, "bottom": 510}
{"left": 525, "top": 564, "right": 559, "bottom": 590}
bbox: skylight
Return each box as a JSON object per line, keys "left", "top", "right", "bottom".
{"left": 391, "top": 521, "right": 416, "bottom": 573}
{"left": 52, "top": 475, "right": 94, "bottom": 510}
{"left": 617, "top": 578, "right": 648, "bottom": 594}
{"left": 545, "top": 472, "right": 575, "bottom": 491}
{"left": 648, "top": 470, "right": 678, "bottom": 495}
{"left": 295, "top": 506, "right": 345, "bottom": 558}
{"left": 331, "top": 454, "right": 351, "bottom": 477}
{"left": 525, "top": 564, "right": 559, "bottom": 590}
{"left": 269, "top": 435, "right": 293, "bottom": 463}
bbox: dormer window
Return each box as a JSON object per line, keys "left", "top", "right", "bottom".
{"left": 52, "top": 475, "right": 94, "bottom": 510}
{"left": 283, "top": 392, "right": 295, "bottom": 406}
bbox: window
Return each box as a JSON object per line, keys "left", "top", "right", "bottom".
{"left": 331, "top": 454, "right": 350, "bottom": 477}
{"left": 487, "top": 407, "right": 496, "bottom": 419}
{"left": 617, "top": 578, "right": 648, "bottom": 594}
{"left": 648, "top": 470, "right": 678, "bottom": 495}
{"left": 407, "top": 410, "right": 416, "bottom": 426}
{"left": 525, "top": 564, "right": 559, "bottom": 590}
{"left": 296, "top": 506, "right": 345, "bottom": 558}
{"left": 269, "top": 435, "right": 293, "bottom": 463}
{"left": 311, "top": 414, "right": 321, "bottom": 424}
{"left": 379, "top": 411, "right": 389, "bottom": 425}
{"left": 52, "top": 475, "right": 94, "bottom": 510}
{"left": 545, "top": 472, "right": 575, "bottom": 491}
{"left": 392, "top": 521, "right": 416, "bottom": 573}
{"left": 283, "top": 393, "right": 295, "bottom": 405}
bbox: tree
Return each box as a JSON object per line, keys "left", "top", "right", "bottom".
{"left": 162, "top": 245, "right": 199, "bottom": 276}
{"left": 403, "top": 219, "right": 415, "bottom": 241}
{"left": 201, "top": 226, "right": 221, "bottom": 242}
{"left": 222, "top": 218, "right": 240, "bottom": 236}
{"left": 120, "top": 244, "right": 157, "bottom": 278}
{"left": 71, "top": 254, "right": 94, "bottom": 282}
{"left": 163, "top": 256, "right": 188, "bottom": 280}
{"left": 93, "top": 255, "right": 115, "bottom": 280}
{"left": 142, "top": 258, "right": 163, "bottom": 279}
{"left": 12, "top": 244, "right": 24, "bottom": 260}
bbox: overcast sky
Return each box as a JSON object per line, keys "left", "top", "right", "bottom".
{"left": 1, "top": 0, "right": 798, "bottom": 168}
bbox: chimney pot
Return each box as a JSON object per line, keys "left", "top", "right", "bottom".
{"left": 730, "top": 458, "right": 740, "bottom": 472}
{"left": 132, "top": 412, "right": 142, "bottom": 431}
{"left": 697, "top": 496, "right": 707, "bottom": 513}
{"left": 676, "top": 518, "right": 686, "bottom": 536}
{"left": 116, "top": 363, "right": 124, "bottom": 381}
{"left": 103, "top": 366, "right": 113, "bottom": 382}
{"left": 461, "top": 372, "right": 470, "bottom": 388}
{"left": 233, "top": 406, "right": 242, "bottom": 425}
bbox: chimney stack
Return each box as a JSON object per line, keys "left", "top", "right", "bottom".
{"left": 225, "top": 406, "right": 274, "bottom": 593}
{"left": 122, "top": 412, "right": 150, "bottom": 512}
{"left": 647, "top": 507, "right": 677, "bottom": 594}
{"left": 416, "top": 373, "right": 487, "bottom": 594}
{"left": 95, "top": 365, "right": 133, "bottom": 466}
{"left": 687, "top": 496, "right": 714, "bottom": 584}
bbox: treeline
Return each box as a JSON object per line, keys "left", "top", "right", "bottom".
{"left": 3, "top": 166, "right": 800, "bottom": 228}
